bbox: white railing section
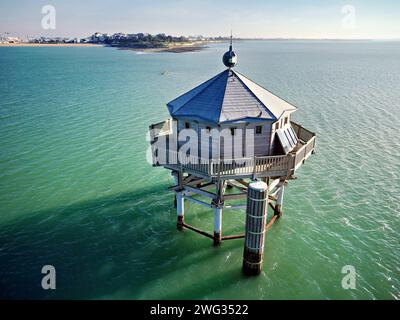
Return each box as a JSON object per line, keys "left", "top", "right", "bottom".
{"left": 149, "top": 119, "right": 172, "bottom": 141}
{"left": 153, "top": 149, "right": 295, "bottom": 177}
{"left": 291, "top": 121, "right": 316, "bottom": 171}
{"left": 150, "top": 121, "right": 316, "bottom": 177}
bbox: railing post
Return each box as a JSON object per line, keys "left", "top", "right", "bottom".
{"left": 289, "top": 154, "right": 296, "bottom": 172}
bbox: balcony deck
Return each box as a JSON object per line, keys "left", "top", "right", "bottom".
{"left": 150, "top": 121, "right": 316, "bottom": 180}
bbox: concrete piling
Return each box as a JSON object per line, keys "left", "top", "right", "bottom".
{"left": 243, "top": 181, "right": 268, "bottom": 275}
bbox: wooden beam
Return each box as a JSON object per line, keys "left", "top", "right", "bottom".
{"left": 224, "top": 204, "right": 246, "bottom": 210}
{"left": 268, "top": 194, "right": 277, "bottom": 201}
{"left": 268, "top": 178, "right": 280, "bottom": 192}
{"left": 223, "top": 193, "right": 247, "bottom": 201}
{"left": 186, "top": 177, "right": 210, "bottom": 187}
{"left": 222, "top": 234, "right": 245, "bottom": 240}
{"left": 266, "top": 215, "right": 278, "bottom": 231}
{"left": 183, "top": 195, "right": 213, "bottom": 208}
{"left": 237, "top": 179, "right": 249, "bottom": 188}
{"left": 183, "top": 174, "right": 196, "bottom": 184}
{"left": 228, "top": 180, "right": 248, "bottom": 191}
{"left": 182, "top": 223, "right": 214, "bottom": 239}
{"left": 184, "top": 185, "right": 217, "bottom": 200}
{"left": 199, "top": 182, "right": 215, "bottom": 190}
{"left": 269, "top": 202, "right": 276, "bottom": 211}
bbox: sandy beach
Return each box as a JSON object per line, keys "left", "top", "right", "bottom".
{"left": 0, "top": 40, "right": 223, "bottom": 53}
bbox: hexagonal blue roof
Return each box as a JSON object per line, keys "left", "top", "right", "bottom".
{"left": 167, "top": 69, "right": 297, "bottom": 124}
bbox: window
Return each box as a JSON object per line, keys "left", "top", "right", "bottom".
{"left": 206, "top": 126, "right": 211, "bottom": 132}
{"left": 284, "top": 117, "right": 289, "bottom": 125}
{"left": 275, "top": 122, "right": 280, "bottom": 130}
{"left": 255, "top": 125, "right": 262, "bottom": 135}
{"left": 230, "top": 128, "right": 236, "bottom": 136}
{"left": 185, "top": 122, "right": 190, "bottom": 129}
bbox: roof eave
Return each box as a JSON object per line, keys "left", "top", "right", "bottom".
{"left": 219, "top": 117, "right": 276, "bottom": 124}
{"left": 171, "top": 114, "right": 219, "bottom": 125}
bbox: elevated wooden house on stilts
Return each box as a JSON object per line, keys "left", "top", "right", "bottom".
{"left": 149, "top": 38, "right": 316, "bottom": 275}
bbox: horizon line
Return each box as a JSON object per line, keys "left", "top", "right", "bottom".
{"left": 7, "top": 35, "right": 400, "bottom": 42}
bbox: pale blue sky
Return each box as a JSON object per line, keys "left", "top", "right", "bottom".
{"left": 0, "top": 0, "right": 399, "bottom": 39}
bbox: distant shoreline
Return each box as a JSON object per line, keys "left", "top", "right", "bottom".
{"left": 1, "top": 38, "right": 395, "bottom": 50}
{"left": 0, "top": 43, "right": 102, "bottom": 47}
{"left": 0, "top": 41, "right": 208, "bottom": 52}
{"left": 114, "top": 41, "right": 216, "bottom": 53}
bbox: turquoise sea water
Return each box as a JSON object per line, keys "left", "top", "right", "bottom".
{"left": 0, "top": 41, "right": 399, "bottom": 299}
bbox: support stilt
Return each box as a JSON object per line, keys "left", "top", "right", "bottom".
{"left": 176, "top": 192, "right": 184, "bottom": 230}
{"left": 213, "top": 207, "right": 222, "bottom": 246}
{"left": 176, "top": 171, "right": 184, "bottom": 230}
{"left": 172, "top": 171, "right": 178, "bottom": 208}
{"left": 212, "top": 180, "right": 225, "bottom": 246}
{"left": 274, "top": 181, "right": 285, "bottom": 218}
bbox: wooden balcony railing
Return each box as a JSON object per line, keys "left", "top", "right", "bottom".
{"left": 291, "top": 121, "right": 317, "bottom": 171}
{"left": 150, "top": 120, "right": 316, "bottom": 178}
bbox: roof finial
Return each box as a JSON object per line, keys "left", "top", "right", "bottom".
{"left": 223, "top": 31, "right": 238, "bottom": 68}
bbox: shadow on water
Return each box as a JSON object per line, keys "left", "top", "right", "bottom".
{"left": 0, "top": 184, "right": 248, "bottom": 299}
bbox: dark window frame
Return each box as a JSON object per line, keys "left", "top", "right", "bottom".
{"left": 255, "top": 125, "right": 262, "bottom": 135}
